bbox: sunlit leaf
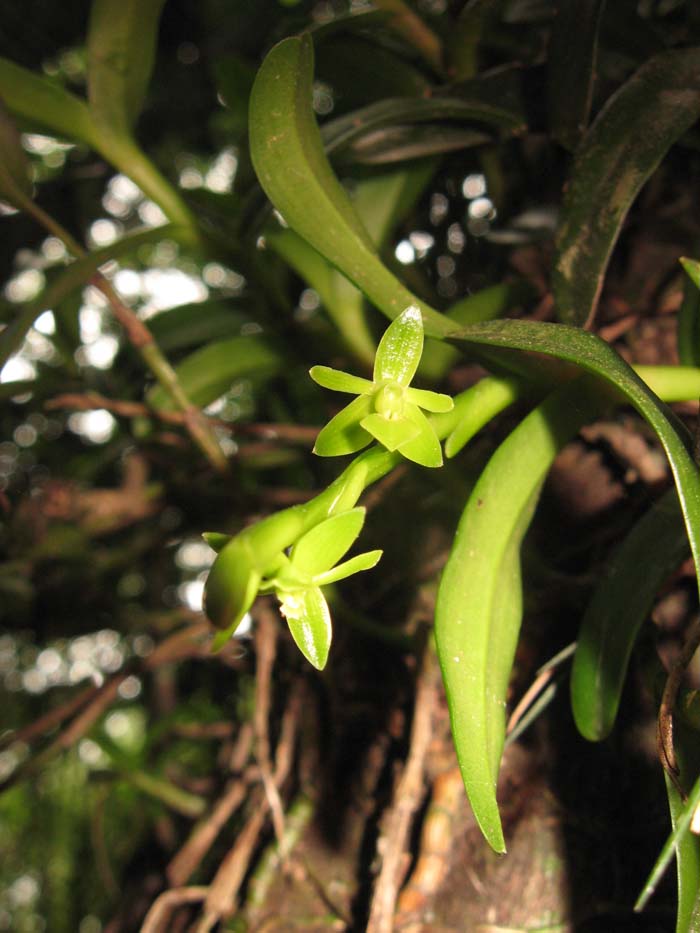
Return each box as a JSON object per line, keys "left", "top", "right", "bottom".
{"left": 290, "top": 508, "right": 366, "bottom": 577}
{"left": 309, "top": 365, "right": 373, "bottom": 395}
{"left": 373, "top": 305, "right": 424, "bottom": 385}
{"left": 397, "top": 403, "right": 443, "bottom": 468}
{"left": 313, "top": 394, "right": 373, "bottom": 457}
{"left": 282, "top": 586, "right": 332, "bottom": 670}
{"left": 406, "top": 386, "right": 454, "bottom": 413}
{"left": 360, "top": 411, "right": 419, "bottom": 452}
{"left": 313, "top": 549, "right": 383, "bottom": 586}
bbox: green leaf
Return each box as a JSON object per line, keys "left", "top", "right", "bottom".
{"left": 681, "top": 257, "right": 700, "bottom": 292}
{"left": 309, "top": 366, "right": 373, "bottom": 395}
{"left": 406, "top": 387, "right": 454, "bottom": 413}
{"left": 313, "top": 549, "right": 383, "bottom": 586}
{"left": 0, "top": 100, "right": 33, "bottom": 208}
{"left": 444, "top": 376, "right": 523, "bottom": 458}
{"left": 147, "top": 336, "right": 282, "bottom": 411}
{"left": 547, "top": 0, "right": 606, "bottom": 151}
{"left": 290, "top": 508, "right": 366, "bottom": 577}
{"left": 553, "top": 47, "right": 700, "bottom": 326}
{"left": 202, "top": 532, "right": 231, "bottom": 553}
{"left": 396, "top": 403, "right": 443, "bottom": 468}
{"left": 0, "top": 57, "right": 99, "bottom": 147}
{"left": 452, "top": 320, "right": 700, "bottom": 598}
{"left": 282, "top": 586, "right": 332, "bottom": 670}
{"left": 313, "top": 394, "right": 373, "bottom": 457}
{"left": 373, "top": 305, "right": 424, "bottom": 385}
{"left": 87, "top": 0, "right": 167, "bottom": 135}
{"left": 147, "top": 300, "right": 246, "bottom": 354}
{"left": 435, "top": 377, "right": 607, "bottom": 852}
{"left": 360, "top": 412, "right": 420, "bottom": 452}
{"left": 571, "top": 487, "right": 689, "bottom": 741}
{"left": 248, "top": 33, "right": 454, "bottom": 339}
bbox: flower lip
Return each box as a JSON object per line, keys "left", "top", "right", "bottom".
{"left": 374, "top": 381, "right": 405, "bottom": 419}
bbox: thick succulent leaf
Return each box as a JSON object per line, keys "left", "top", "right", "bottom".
{"left": 87, "top": 0, "right": 167, "bottom": 135}
{"left": 290, "top": 508, "right": 366, "bottom": 577}
{"left": 361, "top": 412, "right": 420, "bottom": 452}
{"left": 435, "top": 377, "right": 606, "bottom": 852}
{"left": 0, "top": 57, "right": 99, "bottom": 147}
{"left": 309, "top": 365, "right": 374, "bottom": 395}
{"left": 406, "top": 386, "right": 454, "bottom": 413}
{"left": 351, "top": 162, "right": 437, "bottom": 249}
{"left": 248, "top": 33, "right": 454, "bottom": 339}
{"left": 396, "top": 404, "right": 443, "bottom": 468}
{"left": 0, "top": 100, "right": 33, "bottom": 208}
{"left": 313, "top": 549, "right": 383, "bottom": 586}
{"left": 282, "top": 586, "right": 332, "bottom": 670}
{"left": 0, "top": 225, "right": 181, "bottom": 368}
{"left": 452, "top": 320, "right": 700, "bottom": 598}
{"left": 202, "top": 532, "right": 231, "bottom": 553}
{"left": 571, "top": 487, "right": 689, "bottom": 741}
{"left": 373, "top": 305, "right": 424, "bottom": 385}
{"left": 313, "top": 394, "right": 373, "bottom": 457}
{"left": 553, "top": 46, "right": 700, "bottom": 326}
{"left": 547, "top": 0, "right": 606, "bottom": 151}
{"left": 147, "top": 336, "right": 282, "bottom": 411}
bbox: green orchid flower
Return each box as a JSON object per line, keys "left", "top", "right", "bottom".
{"left": 310, "top": 306, "right": 454, "bottom": 467}
{"left": 260, "top": 507, "right": 382, "bottom": 670}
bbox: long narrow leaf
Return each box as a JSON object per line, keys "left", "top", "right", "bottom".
{"left": 87, "top": 0, "right": 167, "bottom": 134}
{"left": 571, "top": 487, "right": 689, "bottom": 741}
{"left": 436, "top": 377, "right": 607, "bottom": 852}
{"left": 553, "top": 46, "right": 700, "bottom": 326}
{"left": 248, "top": 34, "right": 454, "bottom": 339}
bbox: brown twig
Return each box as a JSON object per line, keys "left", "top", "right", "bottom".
{"left": 373, "top": 0, "right": 443, "bottom": 73}
{"left": 45, "top": 392, "right": 319, "bottom": 445}
{"left": 196, "top": 680, "right": 302, "bottom": 931}
{"left": 254, "top": 604, "right": 286, "bottom": 846}
{"left": 658, "top": 614, "right": 700, "bottom": 794}
{"left": 165, "top": 724, "right": 255, "bottom": 888}
{"left": 367, "top": 645, "right": 438, "bottom": 933}
{"left": 0, "top": 680, "right": 100, "bottom": 750}
{"left": 139, "top": 886, "right": 209, "bottom": 933}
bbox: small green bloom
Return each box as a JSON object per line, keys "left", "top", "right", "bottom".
{"left": 261, "top": 508, "right": 382, "bottom": 669}
{"left": 310, "top": 306, "right": 453, "bottom": 467}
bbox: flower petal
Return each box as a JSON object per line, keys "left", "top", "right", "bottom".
{"left": 313, "top": 549, "right": 383, "bottom": 585}
{"left": 373, "top": 305, "right": 424, "bottom": 386}
{"left": 310, "top": 365, "right": 374, "bottom": 394}
{"left": 397, "top": 404, "right": 443, "bottom": 467}
{"left": 291, "top": 507, "right": 366, "bottom": 576}
{"left": 280, "top": 586, "right": 332, "bottom": 670}
{"left": 406, "top": 386, "right": 454, "bottom": 413}
{"left": 360, "top": 411, "right": 420, "bottom": 451}
{"left": 314, "top": 394, "right": 373, "bottom": 456}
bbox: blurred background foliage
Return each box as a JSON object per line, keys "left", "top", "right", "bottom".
{"left": 1, "top": 0, "right": 700, "bottom": 930}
